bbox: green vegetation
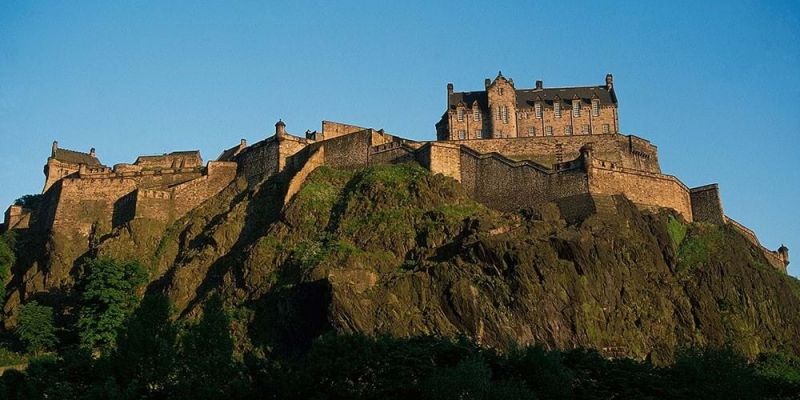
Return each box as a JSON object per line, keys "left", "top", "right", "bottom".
{"left": 666, "top": 214, "right": 687, "bottom": 249}
{"left": 2, "top": 331, "right": 799, "bottom": 399}
{"left": 16, "top": 301, "right": 58, "bottom": 355}
{"left": 0, "top": 232, "right": 14, "bottom": 302}
{"left": 676, "top": 223, "right": 727, "bottom": 272}
{"left": 13, "top": 194, "right": 42, "bottom": 208}
{"left": 77, "top": 257, "right": 148, "bottom": 351}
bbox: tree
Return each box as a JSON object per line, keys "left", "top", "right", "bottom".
{"left": 16, "top": 301, "right": 58, "bottom": 355}
{"left": 77, "top": 257, "right": 148, "bottom": 351}
{"left": 176, "top": 294, "right": 240, "bottom": 399}
{"left": 112, "top": 294, "right": 178, "bottom": 398}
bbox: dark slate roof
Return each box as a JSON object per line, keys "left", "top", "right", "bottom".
{"left": 217, "top": 145, "right": 242, "bottom": 161}
{"left": 448, "top": 86, "right": 617, "bottom": 110}
{"left": 52, "top": 148, "right": 101, "bottom": 166}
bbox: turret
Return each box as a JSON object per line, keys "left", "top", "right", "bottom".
{"left": 275, "top": 119, "right": 286, "bottom": 137}
{"left": 778, "top": 244, "right": 790, "bottom": 268}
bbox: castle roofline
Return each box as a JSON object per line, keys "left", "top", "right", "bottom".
{"left": 51, "top": 147, "right": 102, "bottom": 166}
{"left": 447, "top": 84, "right": 617, "bottom": 110}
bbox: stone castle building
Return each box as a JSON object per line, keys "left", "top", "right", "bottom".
{"left": 2, "top": 73, "right": 790, "bottom": 273}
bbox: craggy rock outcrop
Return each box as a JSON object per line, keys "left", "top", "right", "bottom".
{"left": 4, "top": 163, "right": 800, "bottom": 363}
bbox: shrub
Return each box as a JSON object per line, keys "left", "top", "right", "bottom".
{"left": 16, "top": 301, "right": 58, "bottom": 355}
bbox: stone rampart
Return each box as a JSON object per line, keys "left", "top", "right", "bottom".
{"left": 689, "top": 184, "right": 725, "bottom": 224}
{"left": 444, "top": 134, "right": 660, "bottom": 172}
{"left": 458, "top": 146, "right": 589, "bottom": 212}
{"left": 171, "top": 161, "right": 237, "bottom": 217}
{"left": 586, "top": 159, "right": 693, "bottom": 221}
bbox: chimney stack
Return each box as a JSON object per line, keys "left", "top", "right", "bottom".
{"left": 447, "top": 83, "right": 454, "bottom": 95}
{"left": 240, "top": 139, "right": 247, "bottom": 148}
{"left": 605, "top": 73, "right": 614, "bottom": 90}
{"left": 51, "top": 140, "right": 58, "bottom": 157}
{"left": 89, "top": 148, "right": 96, "bottom": 157}
{"left": 275, "top": 119, "right": 286, "bottom": 137}
{"left": 535, "top": 80, "right": 543, "bottom": 90}
{"left": 484, "top": 78, "right": 491, "bottom": 88}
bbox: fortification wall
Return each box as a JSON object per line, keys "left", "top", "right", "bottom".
{"left": 284, "top": 146, "right": 325, "bottom": 204}
{"left": 52, "top": 177, "right": 139, "bottom": 237}
{"left": 171, "top": 161, "right": 237, "bottom": 217}
{"left": 132, "top": 189, "right": 174, "bottom": 222}
{"left": 3, "top": 206, "right": 31, "bottom": 231}
{"left": 444, "top": 134, "right": 659, "bottom": 172}
{"left": 416, "top": 143, "right": 462, "bottom": 182}
{"left": 321, "top": 130, "right": 372, "bottom": 167}
{"left": 458, "top": 148, "right": 589, "bottom": 212}
{"left": 322, "top": 121, "right": 369, "bottom": 140}
{"left": 369, "top": 142, "right": 416, "bottom": 165}
{"left": 690, "top": 184, "right": 725, "bottom": 224}
{"left": 236, "top": 138, "right": 280, "bottom": 184}
{"left": 587, "top": 161, "right": 692, "bottom": 221}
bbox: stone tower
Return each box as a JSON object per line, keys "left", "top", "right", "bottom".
{"left": 486, "top": 71, "right": 517, "bottom": 138}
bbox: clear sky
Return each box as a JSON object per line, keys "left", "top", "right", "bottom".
{"left": 1, "top": 1, "right": 798, "bottom": 275}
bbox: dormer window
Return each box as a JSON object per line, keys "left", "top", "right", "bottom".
{"left": 473, "top": 108, "right": 480, "bottom": 121}
{"left": 592, "top": 100, "right": 600, "bottom": 116}
{"left": 554, "top": 101, "right": 561, "bottom": 118}
{"left": 457, "top": 108, "right": 464, "bottom": 122}
{"left": 535, "top": 102, "right": 542, "bottom": 118}
{"left": 572, "top": 100, "right": 581, "bottom": 117}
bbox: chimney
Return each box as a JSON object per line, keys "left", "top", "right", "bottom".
{"left": 535, "top": 80, "right": 543, "bottom": 90}
{"left": 275, "top": 119, "right": 286, "bottom": 137}
{"left": 447, "top": 83, "right": 454, "bottom": 95}
{"left": 605, "top": 73, "right": 614, "bottom": 90}
{"left": 484, "top": 78, "right": 491, "bottom": 88}
{"left": 240, "top": 139, "right": 247, "bottom": 148}
{"left": 51, "top": 140, "right": 58, "bottom": 157}
{"left": 89, "top": 148, "right": 96, "bottom": 158}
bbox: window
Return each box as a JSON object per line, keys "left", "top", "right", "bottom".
{"left": 475, "top": 130, "right": 482, "bottom": 139}
{"left": 498, "top": 88, "right": 504, "bottom": 96}
{"left": 582, "top": 124, "right": 590, "bottom": 134}
{"left": 554, "top": 101, "right": 561, "bottom": 118}
{"left": 546, "top": 126, "right": 553, "bottom": 136}
{"left": 528, "top": 127, "right": 536, "bottom": 136}
{"left": 592, "top": 100, "right": 600, "bottom": 116}
{"left": 457, "top": 108, "right": 464, "bottom": 122}
{"left": 565, "top": 125, "right": 573, "bottom": 135}
{"left": 458, "top": 130, "right": 466, "bottom": 140}
{"left": 473, "top": 108, "right": 480, "bottom": 121}
{"left": 535, "top": 102, "right": 542, "bottom": 118}
{"left": 500, "top": 106, "right": 508, "bottom": 123}
{"left": 573, "top": 100, "right": 581, "bottom": 117}
{"left": 602, "top": 124, "right": 610, "bottom": 134}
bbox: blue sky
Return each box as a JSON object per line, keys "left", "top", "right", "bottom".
{"left": 1, "top": 1, "right": 798, "bottom": 275}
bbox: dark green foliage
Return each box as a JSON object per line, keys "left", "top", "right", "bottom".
{"left": 111, "top": 294, "right": 177, "bottom": 398}
{"left": 77, "top": 257, "right": 148, "bottom": 351}
{"left": 175, "top": 294, "right": 241, "bottom": 399}
{"left": 3, "top": 333, "right": 800, "bottom": 399}
{"left": 16, "top": 301, "right": 58, "bottom": 355}
{"left": 0, "top": 232, "right": 15, "bottom": 303}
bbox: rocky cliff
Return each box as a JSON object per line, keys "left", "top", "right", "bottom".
{"left": 4, "top": 162, "right": 799, "bottom": 363}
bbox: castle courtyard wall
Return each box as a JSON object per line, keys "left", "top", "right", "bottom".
{"left": 689, "top": 184, "right": 725, "bottom": 224}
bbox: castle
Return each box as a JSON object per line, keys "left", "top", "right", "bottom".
{"left": 2, "top": 73, "right": 790, "bottom": 273}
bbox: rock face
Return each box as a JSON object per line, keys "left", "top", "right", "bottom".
{"left": 5, "top": 163, "right": 800, "bottom": 363}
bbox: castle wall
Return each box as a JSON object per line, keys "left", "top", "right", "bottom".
{"left": 442, "top": 134, "right": 659, "bottom": 172}
{"left": 416, "top": 143, "right": 462, "bottom": 182}
{"left": 369, "top": 142, "right": 416, "bottom": 165}
{"left": 52, "top": 177, "right": 140, "bottom": 237}
{"left": 689, "top": 184, "right": 725, "bottom": 224}
{"left": 321, "top": 130, "right": 372, "bottom": 167}
{"left": 171, "top": 161, "right": 237, "bottom": 217}
{"left": 587, "top": 161, "right": 693, "bottom": 221}
{"left": 3, "top": 206, "right": 31, "bottom": 231}
{"left": 322, "top": 121, "right": 368, "bottom": 140}
{"left": 236, "top": 138, "right": 280, "bottom": 185}
{"left": 135, "top": 152, "right": 202, "bottom": 169}
{"left": 43, "top": 158, "right": 80, "bottom": 193}
{"left": 458, "top": 148, "right": 589, "bottom": 212}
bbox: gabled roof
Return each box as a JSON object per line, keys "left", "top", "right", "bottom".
{"left": 448, "top": 85, "right": 617, "bottom": 110}
{"left": 52, "top": 148, "right": 101, "bottom": 166}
